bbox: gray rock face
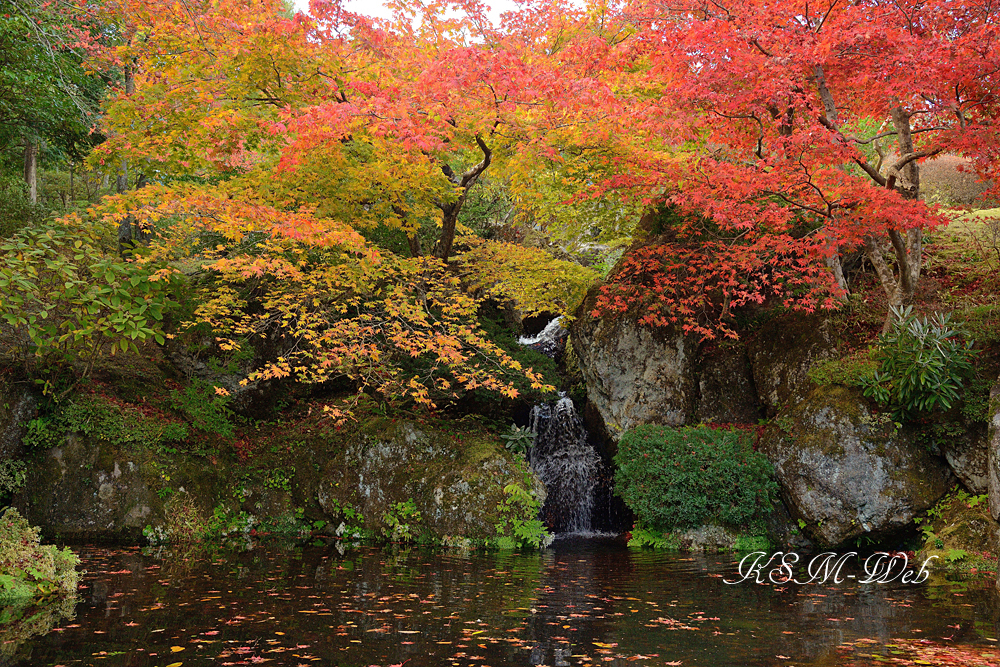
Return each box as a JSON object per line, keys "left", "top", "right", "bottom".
{"left": 571, "top": 301, "right": 761, "bottom": 439}
{"left": 759, "top": 386, "right": 953, "bottom": 547}
{"left": 988, "top": 381, "right": 1000, "bottom": 521}
{"left": 0, "top": 377, "right": 37, "bottom": 461}
{"left": 940, "top": 421, "right": 989, "bottom": 494}
{"left": 571, "top": 311, "right": 695, "bottom": 440}
{"left": 317, "top": 422, "right": 543, "bottom": 540}
{"left": 745, "top": 315, "right": 838, "bottom": 416}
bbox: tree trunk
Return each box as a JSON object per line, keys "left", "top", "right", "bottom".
{"left": 825, "top": 253, "right": 849, "bottom": 299}
{"left": 23, "top": 140, "right": 38, "bottom": 204}
{"left": 863, "top": 106, "right": 925, "bottom": 331}
{"left": 117, "top": 63, "right": 137, "bottom": 256}
{"left": 431, "top": 135, "right": 492, "bottom": 262}
{"left": 116, "top": 61, "right": 135, "bottom": 194}
{"left": 433, "top": 200, "right": 464, "bottom": 262}
{"left": 889, "top": 107, "right": 920, "bottom": 200}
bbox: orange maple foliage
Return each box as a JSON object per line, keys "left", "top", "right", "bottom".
{"left": 83, "top": 0, "right": 597, "bottom": 406}
{"left": 81, "top": 0, "right": 999, "bottom": 384}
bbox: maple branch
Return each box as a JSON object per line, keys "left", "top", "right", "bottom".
{"left": 853, "top": 157, "right": 887, "bottom": 187}
{"left": 765, "top": 190, "right": 832, "bottom": 219}
{"left": 458, "top": 134, "right": 493, "bottom": 188}
{"left": 884, "top": 147, "right": 943, "bottom": 192}
{"left": 844, "top": 126, "right": 947, "bottom": 144}
{"left": 750, "top": 38, "right": 772, "bottom": 57}
{"left": 812, "top": 64, "right": 838, "bottom": 127}
{"left": 815, "top": 0, "right": 839, "bottom": 32}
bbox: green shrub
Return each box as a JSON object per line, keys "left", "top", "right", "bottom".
{"left": 500, "top": 424, "right": 534, "bottom": 458}
{"left": 0, "top": 218, "right": 176, "bottom": 395}
{"left": 493, "top": 481, "right": 549, "bottom": 549}
{"left": 22, "top": 394, "right": 188, "bottom": 451}
{"left": 862, "top": 306, "right": 977, "bottom": 420}
{"left": 382, "top": 498, "right": 423, "bottom": 542}
{"left": 614, "top": 425, "right": 778, "bottom": 531}
{"left": 0, "top": 508, "right": 80, "bottom": 603}
{"left": 170, "top": 378, "right": 235, "bottom": 438}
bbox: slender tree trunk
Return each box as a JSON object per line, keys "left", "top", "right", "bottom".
{"left": 407, "top": 233, "right": 422, "bottom": 258}
{"left": 432, "top": 135, "right": 492, "bottom": 262}
{"left": 23, "top": 140, "right": 38, "bottom": 204}
{"left": 825, "top": 253, "right": 849, "bottom": 298}
{"left": 889, "top": 106, "right": 920, "bottom": 200}
{"left": 433, "top": 200, "right": 465, "bottom": 262}
{"left": 812, "top": 65, "right": 849, "bottom": 301}
{"left": 861, "top": 106, "right": 926, "bottom": 331}
{"left": 118, "top": 63, "right": 137, "bottom": 256}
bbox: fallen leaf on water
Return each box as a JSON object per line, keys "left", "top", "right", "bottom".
{"left": 171, "top": 646, "right": 185, "bottom": 652}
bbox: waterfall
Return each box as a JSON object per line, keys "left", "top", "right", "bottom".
{"left": 517, "top": 317, "right": 568, "bottom": 358}
{"left": 528, "top": 395, "right": 602, "bottom": 535}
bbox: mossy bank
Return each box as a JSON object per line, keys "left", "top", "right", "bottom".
{"left": 12, "top": 393, "right": 545, "bottom": 549}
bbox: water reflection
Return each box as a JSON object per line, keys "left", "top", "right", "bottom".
{"left": 11, "top": 540, "right": 1000, "bottom": 666}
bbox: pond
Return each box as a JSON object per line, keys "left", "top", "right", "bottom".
{"left": 10, "top": 538, "right": 1000, "bottom": 667}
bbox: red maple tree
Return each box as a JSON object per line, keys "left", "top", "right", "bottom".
{"left": 583, "top": 0, "right": 1000, "bottom": 337}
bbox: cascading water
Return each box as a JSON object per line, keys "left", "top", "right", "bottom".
{"left": 517, "top": 316, "right": 568, "bottom": 357}
{"left": 528, "top": 395, "right": 602, "bottom": 534}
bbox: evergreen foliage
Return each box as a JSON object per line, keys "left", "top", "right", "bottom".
{"left": 614, "top": 425, "right": 778, "bottom": 531}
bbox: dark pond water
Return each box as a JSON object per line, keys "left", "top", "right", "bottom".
{"left": 8, "top": 538, "right": 1000, "bottom": 667}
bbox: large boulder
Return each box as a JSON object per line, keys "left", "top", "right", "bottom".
{"left": 760, "top": 386, "right": 953, "bottom": 547}
{"left": 16, "top": 416, "right": 537, "bottom": 544}
{"left": 695, "top": 344, "right": 762, "bottom": 424}
{"left": 939, "top": 420, "right": 989, "bottom": 495}
{"left": 571, "top": 307, "right": 696, "bottom": 440}
{"left": 14, "top": 434, "right": 224, "bottom": 540}
{"left": 571, "top": 293, "right": 761, "bottom": 440}
{"left": 317, "top": 420, "right": 543, "bottom": 540}
{"left": 744, "top": 314, "right": 839, "bottom": 416}
{"left": 0, "top": 375, "right": 38, "bottom": 461}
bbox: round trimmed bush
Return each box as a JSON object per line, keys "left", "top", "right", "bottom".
{"left": 614, "top": 425, "right": 778, "bottom": 530}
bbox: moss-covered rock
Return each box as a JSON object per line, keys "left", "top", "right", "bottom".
{"left": 915, "top": 489, "right": 1000, "bottom": 570}
{"left": 14, "top": 433, "right": 223, "bottom": 541}
{"left": 0, "top": 373, "right": 37, "bottom": 461}
{"left": 14, "top": 411, "right": 541, "bottom": 546}
{"left": 317, "top": 419, "right": 543, "bottom": 541}
{"left": 696, "top": 344, "right": 762, "bottom": 424}
{"left": 744, "top": 314, "right": 839, "bottom": 416}
{"left": 759, "top": 386, "right": 953, "bottom": 547}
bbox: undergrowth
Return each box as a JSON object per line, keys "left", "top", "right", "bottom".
{"left": 0, "top": 508, "right": 80, "bottom": 604}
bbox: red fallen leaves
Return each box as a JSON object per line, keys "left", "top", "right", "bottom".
{"left": 837, "top": 637, "right": 1000, "bottom": 666}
